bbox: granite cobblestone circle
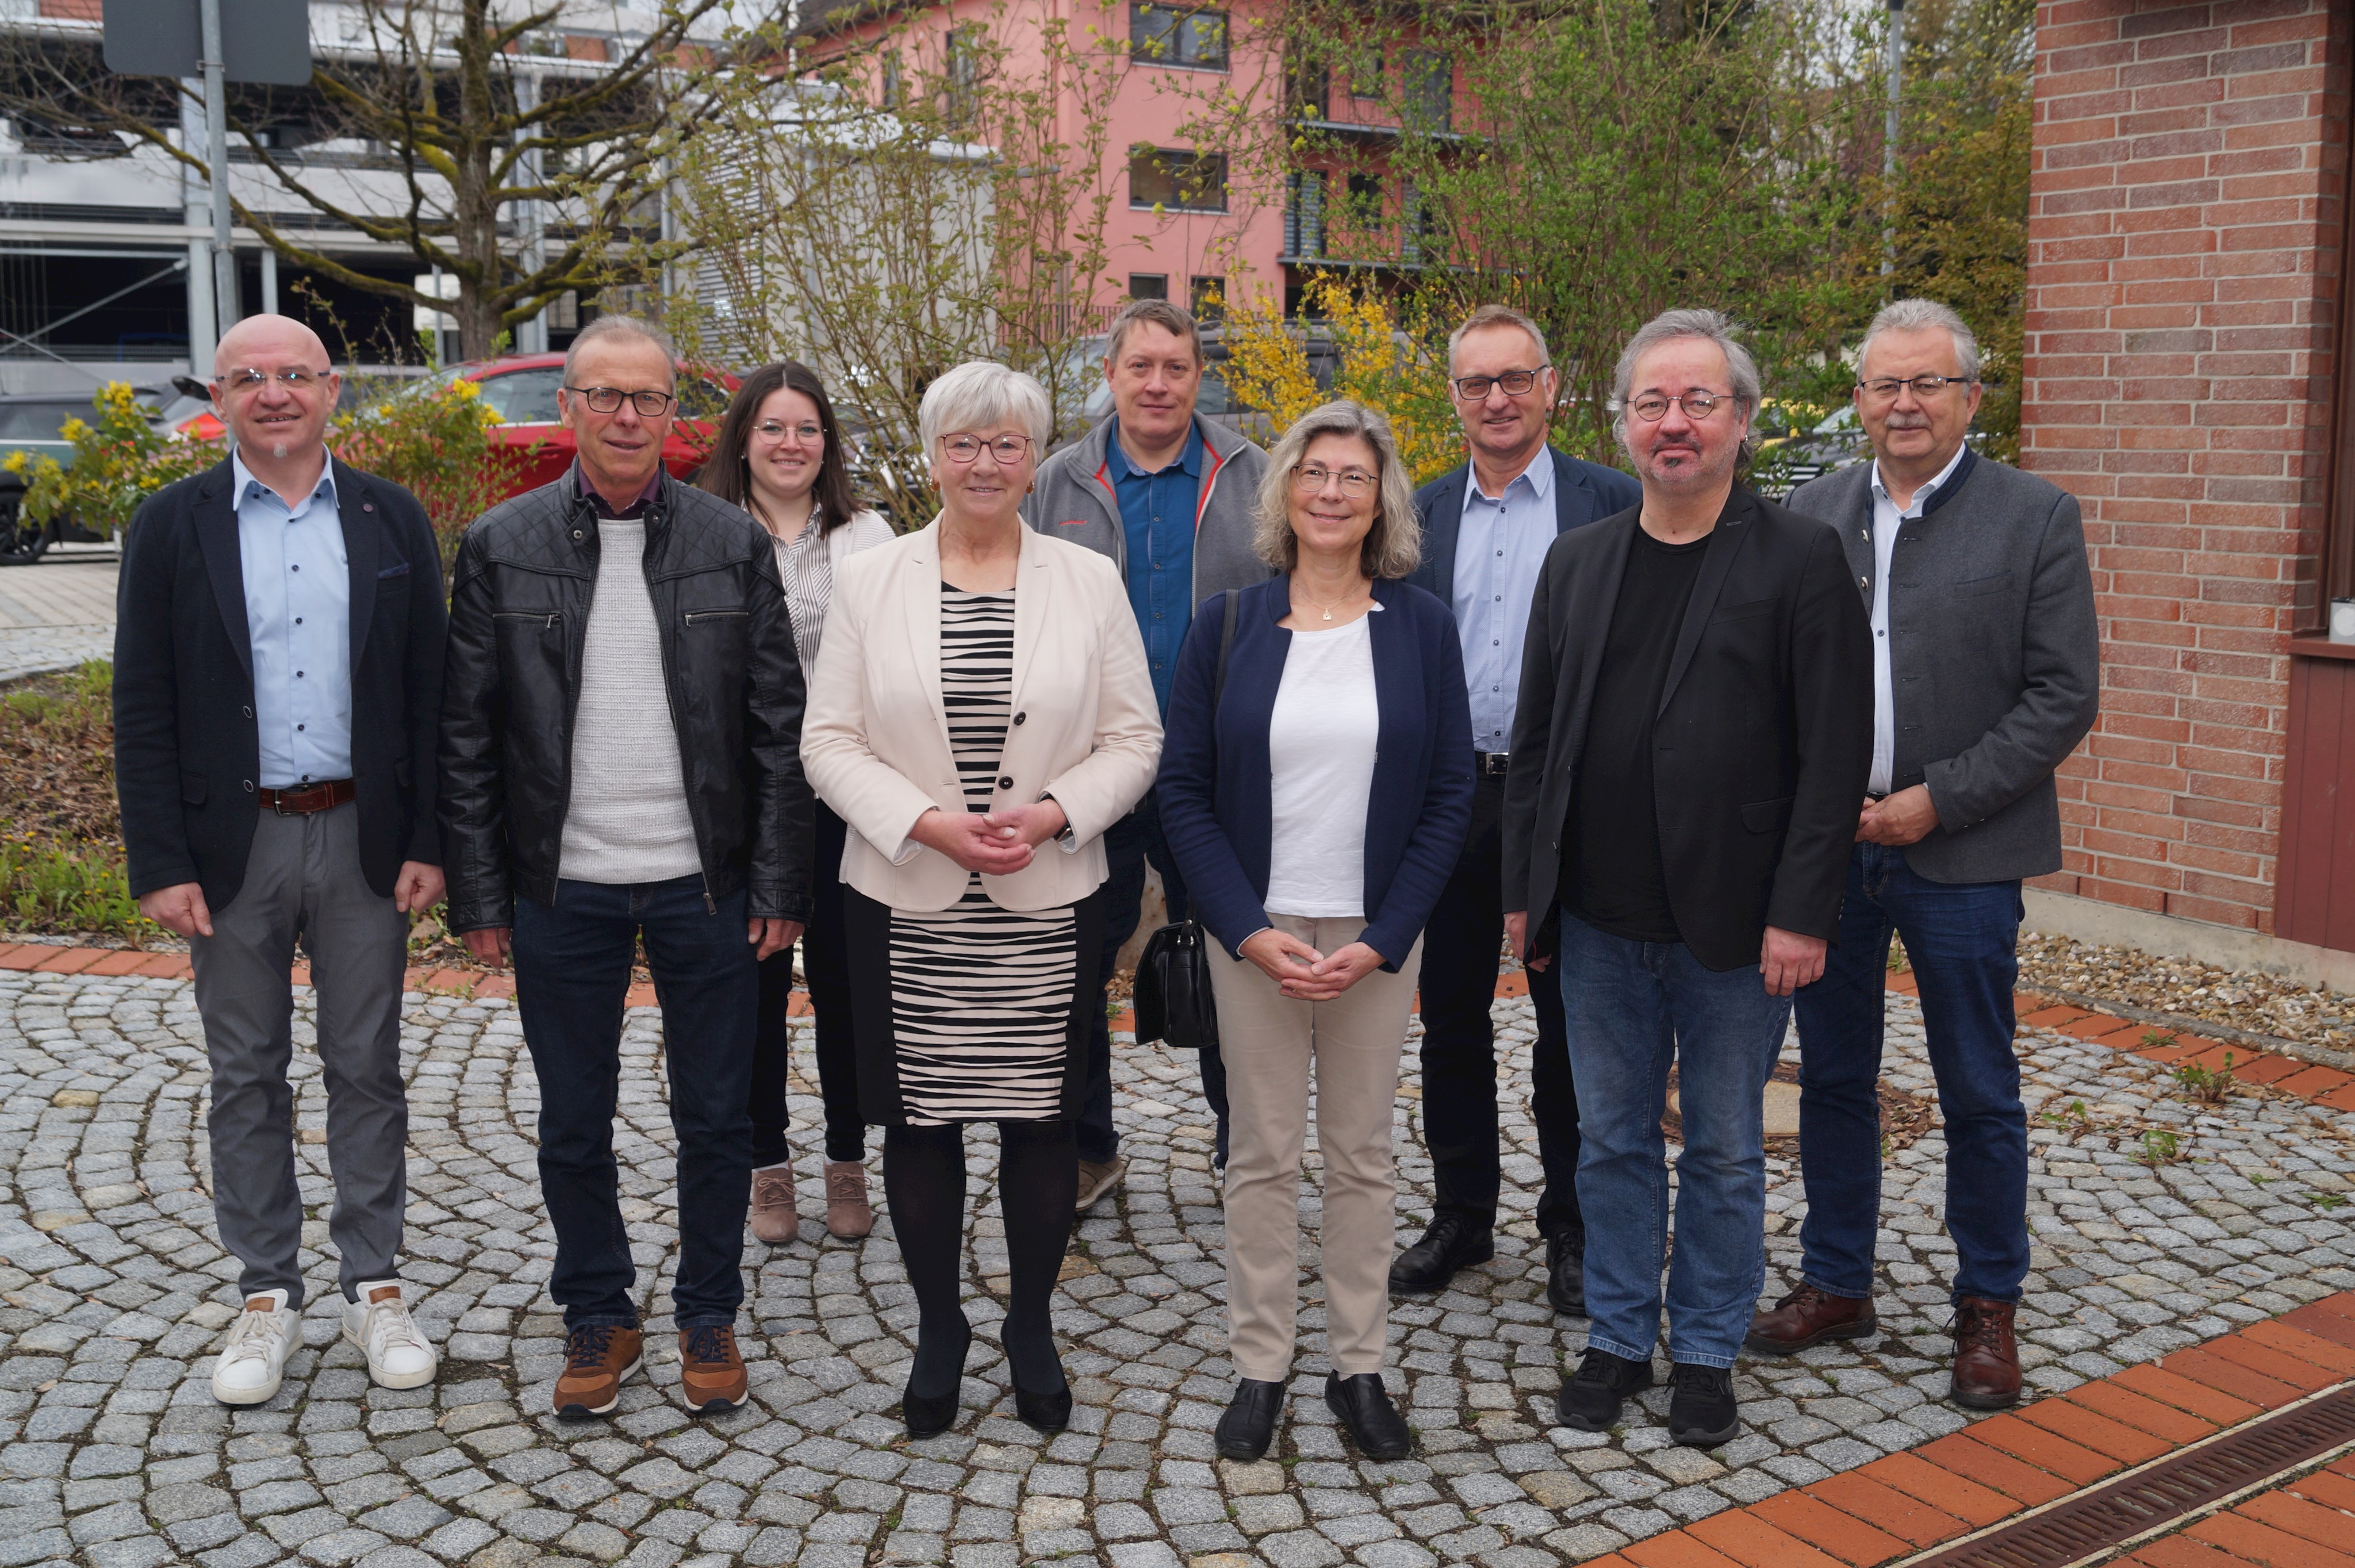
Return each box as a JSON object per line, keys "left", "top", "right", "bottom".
{"left": 0, "top": 966, "right": 2349, "bottom": 1568}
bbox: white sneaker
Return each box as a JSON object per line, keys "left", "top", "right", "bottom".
{"left": 343, "top": 1279, "right": 438, "bottom": 1390}
{"left": 211, "top": 1290, "right": 301, "bottom": 1405}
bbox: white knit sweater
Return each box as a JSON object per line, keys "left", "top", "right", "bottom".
{"left": 558, "top": 520, "right": 703, "bottom": 885}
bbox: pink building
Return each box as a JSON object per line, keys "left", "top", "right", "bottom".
{"left": 791, "top": 0, "right": 1450, "bottom": 323}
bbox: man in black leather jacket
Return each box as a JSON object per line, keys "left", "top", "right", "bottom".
{"left": 438, "top": 316, "right": 812, "bottom": 1419}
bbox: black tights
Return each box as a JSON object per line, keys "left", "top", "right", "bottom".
{"left": 885, "top": 1119, "right": 1076, "bottom": 1398}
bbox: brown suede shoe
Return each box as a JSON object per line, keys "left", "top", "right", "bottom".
{"left": 679, "top": 1326, "right": 748, "bottom": 1414}
{"left": 554, "top": 1325, "right": 643, "bottom": 1419}
{"left": 824, "top": 1160, "right": 874, "bottom": 1240}
{"left": 750, "top": 1163, "right": 799, "bottom": 1244}
{"left": 1744, "top": 1285, "right": 1877, "bottom": 1355}
{"left": 1951, "top": 1297, "right": 2022, "bottom": 1409}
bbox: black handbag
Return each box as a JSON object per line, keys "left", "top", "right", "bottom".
{"left": 1132, "top": 589, "right": 1236, "bottom": 1052}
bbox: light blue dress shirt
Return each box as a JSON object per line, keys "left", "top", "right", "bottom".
{"left": 1452, "top": 450, "right": 1556, "bottom": 753}
{"left": 233, "top": 451, "right": 351, "bottom": 788}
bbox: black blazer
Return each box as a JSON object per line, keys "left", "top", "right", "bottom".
{"left": 1406, "top": 448, "right": 1643, "bottom": 607}
{"left": 1503, "top": 488, "right": 1873, "bottom": 972}
{"left": 113, "top": 458, "right": 447, "bottom": 911}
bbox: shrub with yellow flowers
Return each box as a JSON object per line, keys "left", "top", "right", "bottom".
{"left": 1217, "top": 274, "right": 1466, "bottom": 486}
{"left": 329, "top": 372, "right": 524, "bottom": 569}
{"left": 1, "top": 382, "right": 213, "bottom": 538}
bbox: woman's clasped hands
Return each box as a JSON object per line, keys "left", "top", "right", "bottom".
{"left": 1237, "top": 927, "right": 1386, "bottom": 1001}
{"left": 910, "top": 800, "right": 1070, "bottom": 876}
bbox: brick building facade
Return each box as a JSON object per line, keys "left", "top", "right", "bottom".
{"left": 2022, "top": 0, "right": 2355, "bottom": 975}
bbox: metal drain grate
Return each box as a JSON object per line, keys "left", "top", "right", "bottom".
{"left": 1904, "top": 1385, "right": 2355, "bottom": 1568}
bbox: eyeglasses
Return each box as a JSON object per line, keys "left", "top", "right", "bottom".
{"left": 1627, "top": 391, "right": 1738, "bottom": 423}
{"left": 753, "top": 420, "right": 825, "bottom": 445}
{"left": 566, "top": 385, "right": 676, "bottom": 417}
{"left": 938, "top": 432, "right": 1033, "bottom": 464}
{"left": 1856, "top": 374, "right": 1973, "bottom": 402}
{"left": 1291, "top": 463, "right": 1376, "bottom": 498}
{"left": 1451, "top": 367, "right": 1549, "bottom": 400}
{"left": 214, "top": 366, "right": 331, "bottom": 394}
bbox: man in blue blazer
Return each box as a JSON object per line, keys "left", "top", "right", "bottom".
{"left": 1393, "top": 305, "right": 1641, "bottom": 1309}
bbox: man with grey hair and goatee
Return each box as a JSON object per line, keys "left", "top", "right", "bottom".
{"left": 1504, "top": 308, "right": 1872, "bottom": 1447}
{"left": 1747, "top": 300, "right": 2096, "bottom": 1413}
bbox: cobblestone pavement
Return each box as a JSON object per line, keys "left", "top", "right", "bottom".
{"left": 1, "top": 968, "right": 2350, "bottom": 1568}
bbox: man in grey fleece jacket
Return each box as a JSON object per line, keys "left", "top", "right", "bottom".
{"left": 1023, "top": 298, "right": 1272, "bottom": 1206}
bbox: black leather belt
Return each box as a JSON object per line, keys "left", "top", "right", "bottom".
{"left": 1475, "top": 752, "right": 1510, "bottom": 777}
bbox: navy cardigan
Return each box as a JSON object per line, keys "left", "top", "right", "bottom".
{"left": 1155, "top": 574, "right": 1475, "bottom": 972}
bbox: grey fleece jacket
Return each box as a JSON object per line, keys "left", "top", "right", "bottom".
{"left": 1021, "top": 413, "right": 1275, "bottom": 607}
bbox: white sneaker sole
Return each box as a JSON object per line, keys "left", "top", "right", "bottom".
{"left": 344, "top": 1321, "right": 439, "bottom": 1389}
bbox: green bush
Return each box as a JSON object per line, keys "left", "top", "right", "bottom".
{"left": 0, "top": 833, "right": 151, "bottom": 939}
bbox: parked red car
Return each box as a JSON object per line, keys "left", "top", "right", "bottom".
{"left": 172, "top": 353, "right": 738, "bottom": 505}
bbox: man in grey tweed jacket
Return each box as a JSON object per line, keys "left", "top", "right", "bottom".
{"left": 1746, "top": 300, "right": 2099, "bottom": 1412}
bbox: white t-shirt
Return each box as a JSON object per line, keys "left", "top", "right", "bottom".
{"left": 1264, "top": 609, "right": 1380, "bottom": 918}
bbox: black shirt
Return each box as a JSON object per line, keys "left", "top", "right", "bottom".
{"left": 1563, "top": 527, "right": 1711, "bottom": 942}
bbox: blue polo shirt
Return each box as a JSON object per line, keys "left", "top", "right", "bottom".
{"left": 1106, "top": 418, "right": 1205, "bottom": 715}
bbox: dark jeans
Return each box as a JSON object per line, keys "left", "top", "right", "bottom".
{"left": 513, "top": 873, "right": 758, "bottom": 1331}
{"left": 1417, "top": 770, "right": 1581, "bottom": 1240}
{"left": 1083, "top": 790, "right": 1230, "bottom": 1166}
{"left": 1560, "top": 914, "right": 1791, "bottom": 1368}
{"left": 1795, "top": 843, "right": 2028, "bottom": 1305}
{"left": 753, "top": 803, "right": 861, "bottom": 1165}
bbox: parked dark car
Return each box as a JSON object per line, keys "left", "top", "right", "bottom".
{"left": 0, "top": 389, "right": 168, "bottom": 566}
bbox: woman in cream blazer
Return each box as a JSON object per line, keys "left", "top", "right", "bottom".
{"left": 800, "top": 361, "right": 1160, "bottom": 1443}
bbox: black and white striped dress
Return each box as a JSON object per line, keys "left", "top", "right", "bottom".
{"left": 886, "top": 587, "right": 1079, "bottom": 1124}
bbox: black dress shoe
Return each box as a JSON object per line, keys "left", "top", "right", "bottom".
{"left": 1215, "top": 1378, "right": 1285, "bottom": 1460}
{"left": 1667, "top": 1363, "right": 1740, "bottom": 1447}
{"left": 902, "top": 1323, "right": 971, "bottom": 1438}
{"left": 1324, "top": 1373, "right": 1413, "bottom": 1460}
{"left": 1014, "top": 1378, "right": 1072, "bottom": 1433}
{"left": 1545, "top": 1230, "right": 1586, "bottom": 1317}
{"left": 1388, "top": 1214, "right": 1494, "bottom": 1294}
{"left": 1555, "top": 1348, "right": 1652, "bottom": 1431}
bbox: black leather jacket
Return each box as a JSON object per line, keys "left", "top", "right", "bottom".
{"left": 438, "top": 466, "right": 812, "bottom": 931}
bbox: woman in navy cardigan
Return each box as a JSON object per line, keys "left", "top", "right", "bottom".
{"left": 1157, "top": 398, "right": 1474, "bottom": 1465}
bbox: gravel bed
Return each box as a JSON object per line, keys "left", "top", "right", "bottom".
{"left": 2015, "top": 931, "right": 2355, "bottom": 1056}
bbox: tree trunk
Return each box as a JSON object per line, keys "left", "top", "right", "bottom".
{"left": 452, "top": 0, "right": 505, "bottom": 361}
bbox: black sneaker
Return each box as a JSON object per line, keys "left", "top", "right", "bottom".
{"left": 1667, "top": 1363, "right": 1740, "bottom": 1447}
{"left": 1554, "top": 1347, "right": 1652, "bottom": 1431}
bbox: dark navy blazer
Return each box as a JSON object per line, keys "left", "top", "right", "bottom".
{"left": 1155, "top": 574, "right": 1475, "bottom": 972}
{"left": 1405, "top": 448, "right": 1643, "bottom": 607}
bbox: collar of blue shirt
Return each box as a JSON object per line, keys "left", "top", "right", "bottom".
{"left": 1106, "top": 416, "right": 1205, "bottom": 480}
{"left": 231, "top": 448, "right": 337, "bottom": 521}
{"left": 1467, "top": 444, "right": 1555, "bottom": 507}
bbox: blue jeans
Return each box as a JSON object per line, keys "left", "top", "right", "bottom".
{"left": 1083, "top": 791, "right": 1230, "bottom": 1166}
{"left": 1559, "top": 915, "right": 1791, "bottom": 1368}
{"left": 513, "top": 874, "right": 758, "bottom": 1330}
{"left": 1794, "top": 844, "right": 2027, "bottom": 1305}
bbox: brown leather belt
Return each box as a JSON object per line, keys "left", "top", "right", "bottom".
{"left": 257, "top": 779, "right": 356, "bottom": 815}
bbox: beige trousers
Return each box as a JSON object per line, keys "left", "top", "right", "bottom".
{"left": 1210, "top": 914, "right": 1423, "bottom": 1381}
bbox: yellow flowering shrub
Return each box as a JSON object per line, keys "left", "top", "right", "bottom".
{"left": 1218, "top": 274, "right": 1466, "bottom": 486}
{"left": 5, "top": 382, "right": 213, "bottom": 537}
{"left": 329, "top": 373, "right": 522, "bottom": 569}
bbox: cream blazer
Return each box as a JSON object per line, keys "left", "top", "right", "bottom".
{"left": 801, "top": 516, "right": 1163, "bottom": 913}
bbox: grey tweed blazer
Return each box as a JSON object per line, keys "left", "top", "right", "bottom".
{"left": 1784, "top": 450, "right": 2099, "bottom": 885}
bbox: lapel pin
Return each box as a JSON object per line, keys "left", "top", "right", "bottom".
{"left": 363, "top": 503, "right": 374, "bottom": 512}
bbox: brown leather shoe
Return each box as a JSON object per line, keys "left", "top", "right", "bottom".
{"left": 679, "top": 1325, "right": 748, "bottom": 1414}
{"left": 1744, "top": 1285, "right": 1877, "bottom": 1354}
{"left": 750, "top": 1163, "right": 798, "bottom": 1244}
{"left": 1951, "top": 1297, "right": 2022, "bottom": 1409}
{"left": 824, "top": 1160, "right": 874, "bottom": 1239}
{"left": 554, "top": 1325, "right": 643, "bottom": 1419}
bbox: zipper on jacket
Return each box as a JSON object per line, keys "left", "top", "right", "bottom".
{"left": 637, "top": 487, "right": 724, "bottom": 918}
{"left": 683, "top": 609, "right": 748, "bottom": 626}
{"left": 494, "top": 611, "right": 562, "bottom": 628}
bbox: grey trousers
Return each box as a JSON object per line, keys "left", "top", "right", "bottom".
{"left": 189, "top": 802, "right": 410, "bottom": 1307}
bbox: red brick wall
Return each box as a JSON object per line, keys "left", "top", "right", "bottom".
{"left": 2022, "top": 0, "right": 2346, "bottom": 933}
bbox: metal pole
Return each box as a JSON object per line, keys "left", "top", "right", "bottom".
{"left": 179, "top": 79, "right": 214, "bottom": 370}
{"left": 260, "top": 246, "right": 277, "bottom": 315}
{"left": 199, "top": 0, "right": 238, "bottom": 335}
{"left": 1882, "top": 0, "right": 1905, "bottom": 280}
